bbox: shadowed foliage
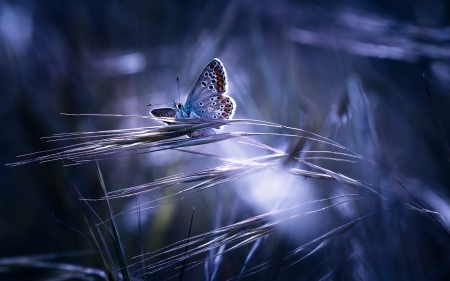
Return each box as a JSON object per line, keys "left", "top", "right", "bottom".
{"left": 2, "top": 1, "right": 450, "bottom": 280}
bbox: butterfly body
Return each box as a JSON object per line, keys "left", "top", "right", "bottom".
{"left": 151, "top": 58, "right": 236, "bottom": 137}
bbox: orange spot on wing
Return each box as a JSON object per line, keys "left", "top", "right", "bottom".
{"left": 210, "top": 64, "right": 214, "bottom": 69}
{"left": 222, "top": 113, "right": 227, "bottom": 117}
{"left": 217, "top": 75, "right": 223, "bottom": 80}
{"left": 225, "top": 109, "right": 230, "bottom": 113}
{"left": 217, "top": 96, "right": 223, "bottom": 99}
{"left": 214, "top": 66, "right": 219, "bottom": 71}
{"left": 221, "top": 99, "right": 227, "bottom": 103}
{"left": 217, "top": 81, "right": 223, "bottom": 86}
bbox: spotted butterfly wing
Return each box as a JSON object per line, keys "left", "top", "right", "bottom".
{"left": 151, "top": 108, "right": 176, "bottom": 118}
{"left": 150, "top": 58, "right": 236, "bottom": 138}
{"left": 150, "top": 107, "right": 176, "bottom": 124}
{"left": 184, "top": 58, "right": 236, "bottom": 120}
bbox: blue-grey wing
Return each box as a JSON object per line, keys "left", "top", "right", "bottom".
{"left": 151, "top": 108, "right": 176, "bottom": 118}
{"left": 150, "top": 107, "right": 176, "bottom": 124}
{"left": 185, "top": 58, "right": 236, "bottom": 120}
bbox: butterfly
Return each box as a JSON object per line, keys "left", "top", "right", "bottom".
{"left": 150, "top": 58, "right": 236, "bottom": 138}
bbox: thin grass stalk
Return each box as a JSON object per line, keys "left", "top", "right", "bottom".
{"left": 178, "top": 208, "right": 195, "bottom": 281}
{"left": 96, "top": 162, "right": 131, "bottom": 281}
{"left": 136, "top": 197, "right": 147, "bottom": 281}
{"left": 423, "top": 74, "right": 450, "bottom": 166}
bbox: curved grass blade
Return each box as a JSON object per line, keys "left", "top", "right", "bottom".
{"left": 179, "top": 208, "right": 195, "bottom": 281}
{"left": 96, "top": 162, "right": 130, "bottom": 281}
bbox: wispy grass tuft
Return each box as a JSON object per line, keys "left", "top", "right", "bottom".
{"left": 127, "top": 194, "right": 369, "bottom": 278}
{"left": 6, "top": 113, "right": 449, "bottom": 280}
{"left": 6, "top": 114, "right": 371, "bottom": 168}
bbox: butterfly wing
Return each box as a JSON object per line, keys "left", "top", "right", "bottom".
{"left": 151, "top": 107, "right": 176, "bottom": 124}
{"left": 151, "top": 107, "right": 215, "bottom": 138}
{"left": 151, "top": 59, "right": 235, "bottom": 138}
{"left": 184, "top": 58, "right": 236, "bottom": 120}
{"left": 151, "top": 108, "right": 176, "bottom": 118}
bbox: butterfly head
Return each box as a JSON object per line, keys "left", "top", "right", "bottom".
{"left": 173, "top": 101, "right": 190, "bottom": 118}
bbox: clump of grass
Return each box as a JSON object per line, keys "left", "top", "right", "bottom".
{"left": 5, "top": 113, "right": 450, "bottom": 280}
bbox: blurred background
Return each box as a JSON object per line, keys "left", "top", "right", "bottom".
{"left": 2, "top": 0, "right": 450, "bottom": 280}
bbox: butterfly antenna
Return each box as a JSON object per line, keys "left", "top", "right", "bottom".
{"left": 177, "top": 77, "right": 181, "bottom": 105}
{"left": 146, "top": 102, "right": 171, "bottom": 107}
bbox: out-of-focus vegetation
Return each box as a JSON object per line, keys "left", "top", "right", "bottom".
{"left": 2, "top": 1, "right": 450, "bottom": 280}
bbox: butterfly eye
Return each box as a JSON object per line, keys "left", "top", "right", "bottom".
{"left": 177, "top": 103, "right": 182, "bottom": 109}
